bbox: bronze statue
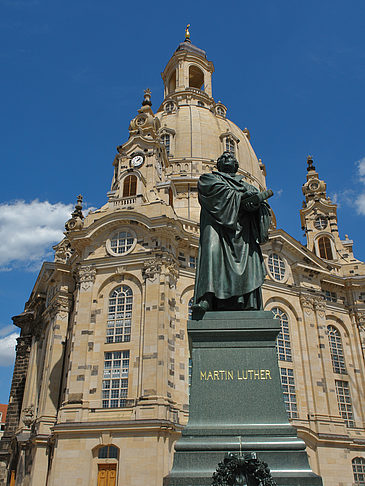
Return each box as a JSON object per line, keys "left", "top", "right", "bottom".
{"left": 192, "top": 151, "right": 273, "bottom": 313}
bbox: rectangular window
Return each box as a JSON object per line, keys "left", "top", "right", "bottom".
{"left": 322, "top": 289, "right": 337, "bottom": 303}
{"left": 280, "top": 368, "right": 298, "bottom": 419}
{"left": 189, "top": 256, "right": 196, "bottom": 269}
{"left": 335, "top": 380, "right": 354, "bottom": 427}
{"left": 102, "top": 351, "right": 129, "bottom": 408}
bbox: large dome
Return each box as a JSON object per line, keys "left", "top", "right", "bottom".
{"left": 155, "top": 103, "right": 266, "bottom": 190}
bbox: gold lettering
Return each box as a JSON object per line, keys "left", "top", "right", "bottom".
{"left": 266, "top": 370, "right": 272, "bottom": 380}
{"left": 237, "top": 370, "right": 242, "bottom": 380}
{"left": 248, "top": 370, "right": 253, "bottom": 379}
{"left": 228, "top": 370, "right": 234, "bottom": 380}
{"left": 242, "top": 370, "right": 248, "bottom": 380}
{"left": 213, "top": 370, "right": 219, "bottom": 381}
{"left": 207, "top": 371, "right": 213, "bottom": 380}
{"left": 253, "top": 370, "right": 260, "bottom": 380}
{"left": 260, "top": 370, "right": 266, "bottom": 380}
{"left": 200, "top": 371, "right": 207, "bottom": 380}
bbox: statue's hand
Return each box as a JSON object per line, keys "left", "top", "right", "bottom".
{"left": 241, "top": 200, "right": 260, "bottom": 212}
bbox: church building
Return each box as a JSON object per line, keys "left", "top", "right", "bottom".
{"left": 0, "top": 31, "right": 365, "bottom": 486}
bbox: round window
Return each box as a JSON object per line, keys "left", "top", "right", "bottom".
{"left": 107, "top": 229, "right": 136, "bottom": 256}
{"left": 267, "top": 253, "right": 286, "bottom": 281}
{"left": 314, "top": 215, "right": 327, "bottom": 230}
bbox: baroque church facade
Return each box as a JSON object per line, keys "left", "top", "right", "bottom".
{"left": 0, "top": 34, "right": 365, "bottom": 486}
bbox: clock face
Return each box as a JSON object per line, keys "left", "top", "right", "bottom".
{"left": 131, "top": 155, "right": 144, "bottom": 168}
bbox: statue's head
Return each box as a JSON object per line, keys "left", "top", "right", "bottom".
{"left": 217, "top": 151, "right": 239, "bottom": 174}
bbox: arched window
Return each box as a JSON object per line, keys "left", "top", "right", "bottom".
{"left": 225, "top": 137, "right": 235, "bottom": 154}
{"left": 189, "top": 65, "right": 204, "bottom": 90}
{"left": 352, "top": 457, "right": 365, "bottom": 485}
{"left": 161, "top": 134, "right": 170, "bottom": 155}
{"left": 168, "top": 70, "right": 176, "bottom": 94}
{"left": 123, "top": 175, "right": 137, "bottom": 197}
{"left": 327, "top": 325, "right": 346, "bottom": 374}
{"left": 318, "top": 236, "right": 333, "bottom": 260}
{"left": 107, "top": 286, "right": 133, "bottom": 343}
{"left": 98, "top": 445, "right": 119, "bottom": 459}
{"left": 188, "top": 297, "right": 193, "bottom": 320}
{"left": 272, "top": 307, "right": 292, "bottom": 362}
{"left": 268, "top": 253, "right": 286, "bottom": 281}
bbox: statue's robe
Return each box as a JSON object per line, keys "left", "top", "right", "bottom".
{"left": 194, "top": 171, "right": 271, "bottom": 310}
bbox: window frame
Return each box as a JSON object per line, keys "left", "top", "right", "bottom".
{"left": 106, "top": 228, "right": 137, "bottom": 257}
{"left": 267, "top": 253, "right": 287, "bottom": 282}
{"left": 122, "top": 174, "right": 138, "bottom": 198}
{"left": 106, "top": 285, "right": 133, "bottom": 344}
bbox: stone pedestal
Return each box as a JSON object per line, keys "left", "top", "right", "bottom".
{"left": 166, "top": 311, "right": 322, "bottom": 486}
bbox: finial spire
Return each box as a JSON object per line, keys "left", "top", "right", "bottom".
{"left": 185, "top": 24, "right": 191, "bottom": 42}
{"left": 307, "top": 155, "right": 315, "bottom": 172}
{"left": 72, "top": 194, "right": 84, "bottom": 218}
{"left": 142, "top": 88, "right": 152, "bottom": 107}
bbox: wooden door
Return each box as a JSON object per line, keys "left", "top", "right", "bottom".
{"left": 9, "top": 471, "right": 16, "bottom": 486}
{"left": 97, "top": 464, "right": 116, "bottom": 486}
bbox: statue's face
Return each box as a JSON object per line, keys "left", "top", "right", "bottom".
{"left": 218, "top": 154, "right": 238, "bottom": 174}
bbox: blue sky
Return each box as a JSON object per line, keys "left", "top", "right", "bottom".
{"left": 1, "top": 0, "right": 365, "bottom": 403}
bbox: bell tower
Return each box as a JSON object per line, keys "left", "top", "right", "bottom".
{"left": 300, "top": 156, "right": 361, "bottom": 270}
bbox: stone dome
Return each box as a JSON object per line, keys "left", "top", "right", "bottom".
{"left": 155, "top": 103, "right": 266, "bottom": 190}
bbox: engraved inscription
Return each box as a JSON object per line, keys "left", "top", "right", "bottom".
{"left": 199, "top": 369, "right": 272, "bottom": 381}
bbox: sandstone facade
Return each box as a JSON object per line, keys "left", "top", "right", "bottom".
{"left": 0, "top": 36, "right": 364, "bottom": 486}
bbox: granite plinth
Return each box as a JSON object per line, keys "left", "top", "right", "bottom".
{"left": 165, "top": 311, "right": 323, "bottom": 486}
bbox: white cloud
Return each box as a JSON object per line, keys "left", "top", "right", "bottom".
{"left": 355, "top": 193, "right": 365, "bottom": 216}
{"left": 357, "top": 157, "right": 365, "bottom": 183}
{"left": 354, "top": 158, "right": 365, "bottom": 215}
{"left": 0, "top": 324, "right": 16, "bottom": 337}
{"left": 0, "top": 332, "right": 19, "bottom": 366}
{"left": 0, "top": 200, "right": 73, "bottom": 271}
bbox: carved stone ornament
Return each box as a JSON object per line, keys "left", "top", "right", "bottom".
{"left": 166, "top": 259, "right": 179, "bottom": 289}
{"left": 78, "top": 265, "right": 96, "bottom": 291}
{"left": 300, "top": 295, "right": 314, "bottom": 315}
{"left": 53, "top": 238, "right": 74, "bottom": 264}
{"left": 212, "top": 452, "right": 277, "bottom": 486}
{"left": 65, "top": 195, "right": 84, "bottom": 232}
{"left": 313, "top": 297, "right": 326, "bottom": 318}
{"left": 22, "top": 405, "right": 35, "bottom": 428}
{"left": 16, "top": 335, "right": 32, "bottom": 357}
{"left": 49, "top": 296, "right": 70, "bottom": 320}
{"left": 142, "top": 258, "right": 162, "bottom": 281}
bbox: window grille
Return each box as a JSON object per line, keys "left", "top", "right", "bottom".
{"left": 335, "top": 379, "right": 354, "bottom": 427}
{"left": 98, "top": 445, "right": 118, "bottom": 459}
{"left": 268, "top": 253, "right": 286, "bottom": 281}
{"left": 161, "top": 134, "right": 170, "bottom": 155}
{"left": 225, "top": 137, "right": 235, "bottom": 154}
{"left": 279, "top": 368, "right": 298, "bottom": 418}
{"left": 189, "top": 256, "right": 196, "bottom": 269}
{"left": 272, "top": 308, "right": 292, "bottom": 362}
{"left": 107, "top": 286, "right": 133, "bottom": 343}
{"left": 102, "top": 351, "right": 130, "bottom": 408}
{"left": 109, "top": 231, "right": 135, "bottom": 255}
{"left": 327, "top": 325, "right": 346, "bottom": 374}
{"left": 353, "top": 457, "right": 365, "bottom": 485}
{"left": 318, "top": 236, "right": 333, "bottom": 260}
{"left": 123, "top": 175, "right": 137, "bottom": 197}
{"left": 188, "top": 297, "right": 193, "bottom": 320}
{"left": 323, "top": 290, "right": 337, "bottom": 302}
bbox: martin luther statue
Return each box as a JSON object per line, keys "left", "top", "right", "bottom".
{"left": 192, "top": 151, "right": 273, "bottom": 313}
